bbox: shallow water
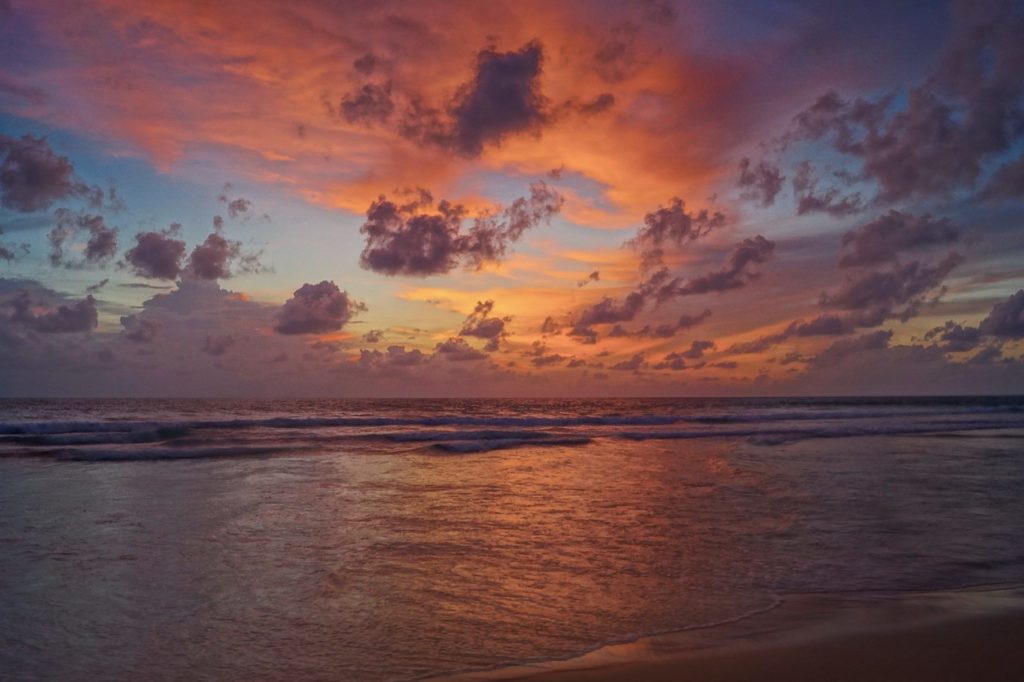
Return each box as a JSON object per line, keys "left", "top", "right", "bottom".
{"left": 2, "top": 397, "right": 1023, "bottom": 680}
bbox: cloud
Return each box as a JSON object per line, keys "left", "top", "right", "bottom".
{"left": 839, "top": 211, "right": 959, "bottom": 268}
{"left": 737, "top": 158, "right": 784, "bottom": 207}
{"left": 48, "top": 209, "right": 118, "bottom": 268}
{"left": 186, "top": 231, "right": 264, "bottom": 280}
{"left": 667, "top": 236, "right": 776, "bottom": 296}
{"left": 978, "top": 289, "right": 1024, "bottom": 338}
{"left": 341, "top": 82, "right": 395, "bottom": 125}
{"left": 653, "top": 352, "right": 688, "bottom": 371}
{"left": 0, "top": 134, "right": 95, "bottom": 212}
{"left": 629, "top": 197, "right": 725, "bottom": 268}
{"left": 790, "top": 161, "right": 864, "bottom": 217}
{"left": 810, "top": 329, "right": 893, "bottom": 368}
{"left": 85, "top": 278, "right": 109, "bottom": 294}
{"left": 120, "top": 314, "right": 160, "bottom": 343}
{"left": 785, "top": 3, "right": 1024, "bottom": 204}
{"left": 6, "top": 291, "right": 98, "bottom": 333}
{"left": 359, "top": 344, "right": 426, "bottom": 369}
{"left": 124, "top": 225, "right": 187, "bottom": 280}
{"left": 359, "top": 181, "right": 562, "bottom": 276}
{"left": 577, "top": 271, "right": 600, "bottom": 287}
{"left": 274, "top": 280, "right": 365, "bottom": 335}
{"left": 362, "top": 329, "right": 384, "bottom": 343}
{"left": 924, "top": 320, "right": 983, "bottom": 352}
{"left": 400, "top": 41, "right": 549, "bottom": 157}
{"left": 821, "top": 252, "right": 964, "bottom": 318}
{"left": 610, "top": 352, "right": 645, "bottom": 371}
{"left": 678, "top": 339, "right": 716, "bottom": 360}
{"left": 434, "top": 336, "right": 488, "bottom": 361}
{"left": 637, "top": 308, "right": 712, "bottom": 338}
{"left": 203, "top": 334, "right": 235, "bottom": 356}
{"left": 459, "top": 300, "right": 509, "bottom": 351}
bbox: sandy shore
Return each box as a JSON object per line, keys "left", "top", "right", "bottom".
{"left": 440, "top": 586, "right": 1024, "bottom": 682}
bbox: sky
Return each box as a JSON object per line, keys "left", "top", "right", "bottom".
{"left": 0, "top": 0, "right": 1023, "bottom": 397}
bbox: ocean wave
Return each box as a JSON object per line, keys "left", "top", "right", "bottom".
{"left": 54, "top": 444, "right": 312, "bottom": 462}
{"left": 430, "top": 436, "right": 592, "bottom": 454}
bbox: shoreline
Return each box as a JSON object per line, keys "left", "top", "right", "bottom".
{"left": 434, "top": 585, "right": 1024, "bottom": 682}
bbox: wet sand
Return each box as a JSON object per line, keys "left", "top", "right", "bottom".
{"left": 442, "top": 587, "right": 1024, "bottom": 682}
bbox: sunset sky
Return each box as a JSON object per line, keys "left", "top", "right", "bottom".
{"left": 1, "top": 0, "right": 1022, "bottom": 396}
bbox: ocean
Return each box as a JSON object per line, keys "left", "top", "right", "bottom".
{"left": 2, "top": 397, "right": 1024, "bottom": 680}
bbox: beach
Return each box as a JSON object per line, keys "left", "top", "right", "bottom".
{"left": 446, "top": 588, "right": 1024, "bottom": 682}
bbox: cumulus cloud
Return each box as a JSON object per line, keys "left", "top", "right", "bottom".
{"left": 434, "top": 337, "right": 488, "bottom": 361}
{"left": 203, "top": 334, "right": 235, "bottom": 356}
{"left": 359, "top": 345, "right": 426, "bottom": 369}
{"left": 359, "top": 181, "right": 562, "bottom": 276}
{"left": 786, "top": 4, "right": 1024, "bottom": 203}
{"left": 124, "top": 225, "right": 187, "bottom": 280}
{"left": 924, "top": 320, "right": 983, "bottom": 352}
{"left": 821, "top": 252, "right": 964, "bottom": 319}
{"left": 274, "top": 280, "right": 365, "bottom": 335}
{"left": 629, "top": 197, "right": 725, "bottom": 268}
{"left": 186, "top": 231, "right": 265, "bottom": 280}
{"left": 362, "top": 329, "right": 384, "bottom": 344}
{"left": 790, "top": 161, "right": 863, "bottom": 217}
{"left": 48, "top": 209, "right": 118, "bottom": 268}
{"left": 636, "top": 308, "right": 712, "bottom": 338}
{"left": 0, "top": 134, "right": 98, "bottom": 212}
{"left": 666, "top": 236, "right": 776, "bottom": 297}
{"left": 737, "top": 158, "right": 784, "bottom": 207}
{"left": 6, "top": 291, "right": 98, "bottom": 333}
{"left": 341, "top": 82, "right": 395, "bottom": 125}
{"left": 839, "top": 211, "right": 959, "bottom": 268}
{"left": 811, "top": 329, "right": 893, "bottom": 367}
{"left": 610, "top": 352, "right": 645, "bottom": 371}
{"left": 459, "top": 300, "right": 510, "bottom": 351}
{"left": 120, "top": 314, "right": 160, "bottom": 343}
{"left": 978, "top": 289, "right": 1024, "bottom": 338}
{"left": 400, "top": 42, "right": 549, "bottom": 157}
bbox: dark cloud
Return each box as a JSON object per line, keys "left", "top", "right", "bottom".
{"left": 359, "top": 181, "right": 562, "bottom": 276}
{"left": 978, "top": 289, "right": 1024, "bottom": 338}
{"left": 577, "top": 271, "right": 600, "bottom": 287}
{"left": 790, "top": 161, "right": 864, "bottom": 217}
{"left": 0, "top": 134, "right": 96, "bottom": 212}
{"left": 124, "top": 225, "right": 187, "bottom": 280}
{"left": 217, "top": 185, "right": 253, "bottom": 219}
{"left": 786, "top": 3, "right": 1024, "bottom": 203}
{"left": 610, "top": 352, "right": 645, "bottom": 372}
{"left": 821, "top": 252, "right": 964, "bottom": 318}
{"left": 401, "top": 42, "right": 549, "bottom": 157}
{"left": 737, "top": 158, "right": 785, "bottom": 207}
{"left": 839, "top": 211, "right": 959, "bottom": 268}
{"left": 540, "top": 316, "right": 562, "bottom": 334}
{"left": 341, "top": 82, "right": 395, "bottom": 125}
{"left": 678, "top": 339, "right": 716, "bottom": 360}
{"left": 186, "top": 231, "right": 264, "bottom": 280}
{"left": 359, "top": 345, "right": 426, "bottom": 369}
{"left": 981, "top": 156, "right": 1024, "bottom": 201}
{"left": 629, "top": 197, "right": 725, "bottom": 268}
{"left": 353, "top": 53, "right": 377, "bottom": 76}
{"left": 274, "top": 280, "right": 365, "bottom": 335}
{"left": 811, "top": 329, "right": 893, "bottom": 368}
{"left": 7, "top": 291, "right": 98, "bottom": 333}
{"left": 574, "top": 93, "right": 616, "bottom": 116}
{"left": 203, "top": 334, "right": 235, "bottom": 356}
{"left": 637, "top": 308, "right": 712, "bottom": 338}
{"left": 120, "top": 314, "right": 160, "bottom": 343}
{"left": 85, "top": 278, "right": 109, "bottom": 294}
{"left": 434, "top": 337, "right": 488, "bottom": 361}
{"left": 667, "top": 236, "right": 776, "bottom": 296}
{"left": 527, "top": 342, "right": 567, "bottom": 367}
{"left": 459, "top": 300, "right": 509, "bottom": 351}
{"left": 362, "top": 329, "right": 384, "bottom": 343}
{"left": 924, "top": 320, "right": 983, "bottom": 352}
{"left": 48, "top": 210, "right": 118, "bottom": 268}
{"left": 653, "top": 352, "right": 688, "bottom": 371}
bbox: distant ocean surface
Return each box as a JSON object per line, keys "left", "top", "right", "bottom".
{"left": 3, "top": 397, "right": 1024, "bottom": 680}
